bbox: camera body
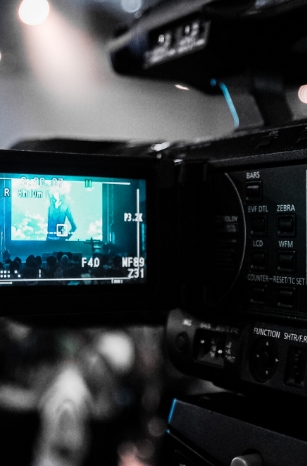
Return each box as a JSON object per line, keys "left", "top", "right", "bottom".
{"left": 7, "top": 122, "right": 307, "bottom": 402}
{"left": 166, "top": 122, "right": 307, "bottom": 399}
{"left": 163, "top": 123, "right": 307, "bottom": 466}
{"left": 106, "top": 1, "right": 307, "bottom": 410}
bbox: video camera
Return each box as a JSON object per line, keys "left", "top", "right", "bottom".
{"left": 5, "top": 0, "right": 307, "bottom": 464}
{"left": 108, "top": 0, "right": 307, "bottom": 382}
{"left": 109, "top": 1, "right": 307, "bottom": 465}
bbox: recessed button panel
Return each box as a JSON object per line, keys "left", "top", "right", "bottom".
{"left": 277, "top": 251, "right": 296, "bottom": 273}
{"left": 277, "top": 288, "right": 295, "bottom": 308}
{"left": 229, "top": 163, "right": 306, "bottom": 317}
{"left": 250, "top": 250, "right": 267, "bottom": 271}
{"left": 277, "top": 214, "right": 296, "bottom": 237}
{"left": 250, "top": 216, "right": 267, "bottom": 236}
{"left": 250, "top": 285, "right": 266, "bottom": 304}
{"left": 245, "top": 181, "right": 262, "bottom": 202}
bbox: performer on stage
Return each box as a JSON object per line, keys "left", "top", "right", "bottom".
{"left": 47, "top": 190, "right": 77, "bottom": 240}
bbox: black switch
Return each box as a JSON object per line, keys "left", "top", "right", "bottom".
{"left": 250, "top": 250, "right": 267, "bottom": 271}
{"left": 245, "top": 181, "right": 262, "bottom": 202}
{"left": 176, "top": 332, "right": 189, "bottom": 353}
{"left": 250, "top": 216, "right": 267, "bottom": 236}
{"left": 277, "top": 215, "right": 296, "bottom": 237}
{"left": 277, "top": 288, "right": 295, "bottom": 308}
{"left": 250, "top": 285, "right": 266, "bottom": 304}
{"left": 277, "top": 251, "right": 295, "bottom": 273}
{"left": 284, "top": 346, "right": 307, "bottom": 388}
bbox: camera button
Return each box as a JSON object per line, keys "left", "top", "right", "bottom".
{"left": 277, "top": 251, "right": 296, "bottom": 273}
{"left": 250, "top": 250, "right": 267, "bottom": 271}
{"left": 249, "top": 338, "right": 279, "bottom": 383}
{"left": 245, "top": 181, "right": 262, "bottom": 202}
{"left": 277, "top": 214, "right": 296, "bottom": 237}
{"left": 250, "top": 285, "right": 266, "bottom": 304}
{"left": 175, "top": 332, "right": 189, "bottom": 353}
{"left": 250, "top": 216, "right": 267, "bottom": 236}
{"left": 277, "top": 288, "right": 295, "bottom": 308}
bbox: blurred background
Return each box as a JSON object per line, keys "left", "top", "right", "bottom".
{"left": 0, "top": 0, "right": 307, "bottom": 149}
{"left": 1, "top": 1, "right": 307, "bottom": 465}
{"left": 0, "top": 0, "right": 236, "bottom": 149}
{"left": 0, "top": 319, "right": 210, "bottom": 466}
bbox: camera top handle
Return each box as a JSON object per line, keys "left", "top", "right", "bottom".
{"left": 110, "top": 0, "right": 307, "bottom": 130}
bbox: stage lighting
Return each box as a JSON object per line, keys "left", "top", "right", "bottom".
{"left": 18, "top": 0, "right": 50, "bottom": 26}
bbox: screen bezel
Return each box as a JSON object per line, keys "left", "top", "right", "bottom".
{"left": 0, "top": 149, "right": 178, "bottom": 318}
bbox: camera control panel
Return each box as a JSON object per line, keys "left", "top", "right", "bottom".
{"left": 167, "top": 308, "right": 307, "bottom": 397}
{"left": 208, "top": 163, "right": 306, "bottom": 320}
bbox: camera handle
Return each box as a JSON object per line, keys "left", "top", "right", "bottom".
{"left": 166, "top": 394, "right": 307, "bottom": 466}
{"left": 210, "top": 69, "right": 294, "bottom": 132}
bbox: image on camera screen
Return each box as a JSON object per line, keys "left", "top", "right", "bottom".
{"left": 0, "top": 173, "right": 146, "bottom": 286}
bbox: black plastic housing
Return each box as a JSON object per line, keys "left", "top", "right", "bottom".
{"left": 109, "top": 0, "right": 307, "bottom": 90}
{"left": 0, "top": 148, "right": 178, "bottom": 321}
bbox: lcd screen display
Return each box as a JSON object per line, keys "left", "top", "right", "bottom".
{"left": 0, "top": 173, "right": 146, "bottom": 285}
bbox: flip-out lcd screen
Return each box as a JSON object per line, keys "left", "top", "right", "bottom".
{"left": 0, "top": 173, "right": 146, "bottom": 286}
